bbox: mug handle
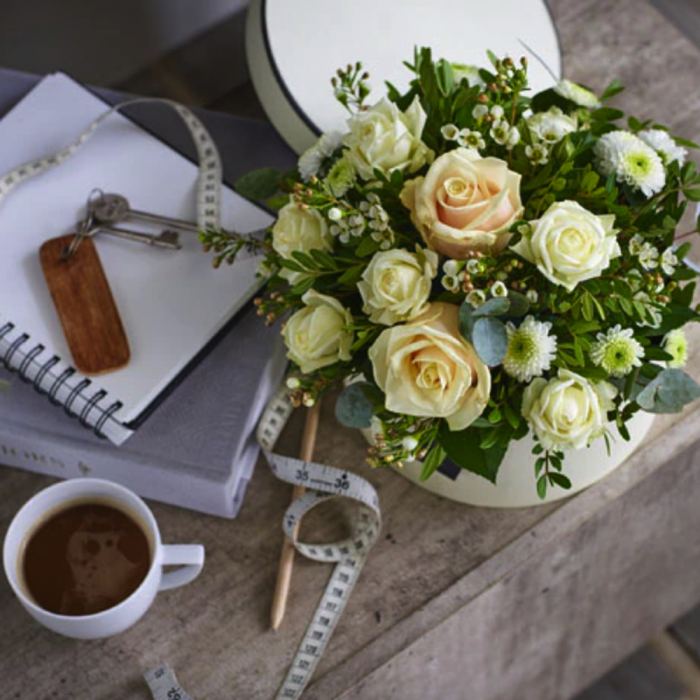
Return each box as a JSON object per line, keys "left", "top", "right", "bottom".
{"left": 159, "top": 545, "right": 205, "bottom": 591}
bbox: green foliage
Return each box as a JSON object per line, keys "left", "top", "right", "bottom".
{"left": 335, "top": 383, "right": 378, "bottom": 428}
{"left": 235, "top": 167, "right": 281, "bottom": 201}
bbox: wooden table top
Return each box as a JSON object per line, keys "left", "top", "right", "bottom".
{"left": 2, "top": 1, "right": 700, "bottom": 699}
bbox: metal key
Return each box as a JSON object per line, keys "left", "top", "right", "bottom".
{"left": 86, "top": 222, "right": 182, "bottom": 250}
{"left": 90, "top": 193, "right": 199, "bottom": 233}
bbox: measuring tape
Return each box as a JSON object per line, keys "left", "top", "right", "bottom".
{"left": 147, "top": 388, "right": 382, "bottom": 700}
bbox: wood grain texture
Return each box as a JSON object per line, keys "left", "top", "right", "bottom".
{"left": 40, "top": 234, "right": 130, "bottom": 376}
{"left": 2, "top": 1, "right": 700, "bottom": 699}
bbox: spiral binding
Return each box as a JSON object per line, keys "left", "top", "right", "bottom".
{"left": 0, "top": 321, "right": 124, "bottom": 439}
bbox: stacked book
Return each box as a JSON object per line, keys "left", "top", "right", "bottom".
{"left": 0, "top": 71, "right": 294, "bottom": 517}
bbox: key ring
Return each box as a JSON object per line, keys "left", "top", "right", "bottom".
{"left": 60, "top": 189, "right": 104, "bottom": 262}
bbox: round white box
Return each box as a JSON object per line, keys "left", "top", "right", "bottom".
{"left": 246, "top": 0, "right": 562, "bottom": 154}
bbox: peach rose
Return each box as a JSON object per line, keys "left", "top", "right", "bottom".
{"left": 369, "top": 302, "right": 491, "bottom": 430}
{"left": 400, "top": 147, "right": 523, "bottom": 258}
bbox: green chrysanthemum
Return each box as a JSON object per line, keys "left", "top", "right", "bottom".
{"left": 590, "top": 325, "right": 644, "bottom": 377}
{"left": 325, "top": 155, "right": 356, "bottom": 197}
{"left": 503, "top": 316, "right": 557, "bottom": 383}
{"left": 663, "top": 329, "right": 688, "bottom": 368}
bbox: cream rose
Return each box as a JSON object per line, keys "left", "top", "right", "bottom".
{"left": 272, "top": 202, "right": 333, "bottom": 283}
{"left": 369, "top": 302, "right": 491, "bottom": 430}
{"left": 522, "top": 369, "right": 617, "bottom": 451}
{"left": 400, "top": 147, "right": 523, "bottom": 258}
{"left": 511, "top": 201, "right": 620, "bottom": 291}
{"left": 283, "top": 290, "right": 353, "bottom": 373}
{"left": 358, "top": 248, "right": 438, "bottom": 326}
{"left": 343, "top": 96, "right": 434, "bottom": 180}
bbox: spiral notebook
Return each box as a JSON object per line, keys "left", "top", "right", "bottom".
{"left": 0, "top": 73, "right": 272, "bottom": 445}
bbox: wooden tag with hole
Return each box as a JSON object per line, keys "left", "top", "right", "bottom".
{"left": 40, "top": 234, "right": 130, "bottom": 376}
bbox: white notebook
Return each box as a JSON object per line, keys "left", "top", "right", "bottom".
{"left": 0, "top": 73, "right": 272, "bottom": 445}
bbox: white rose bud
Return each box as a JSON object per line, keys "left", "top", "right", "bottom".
{"left": 358, "top": 248, "right": 438, "bottom": 326}
{"left": 272, "top": 202, "right": 333, "bottom": 284}
{"left": 522, "top": 369, "right": 617, "bottom": 451}
{"left": 369, "top": 303, "right": 491, "bottom": 431}
{"left": 283, "top": 290, "right": 353, "bottom": 374}
{"left": 511, "top": 201, "right": 620, "bottom": 291}
{"left": 343, "top": 96, "right": 434, "bottom": 180}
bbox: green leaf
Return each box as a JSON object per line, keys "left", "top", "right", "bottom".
{"left": 675, "top": 136, "right": 700, "bottom": 149}
{"left": 600, "top": 79, "right": 624, "bottom": 102}
{"left": 537, "top": 475, "right": 548, "bottom": 500}
{"left": 507, "top": 291, "right": 530, "bottom": 317}
{"left": 235, "top": 167, "right": 280, "bottom": 201}
{"left": 459, "top": 302, "right": 476, "bottom": 342}
{"left": 636, "top": 369, "right": 700, "bottom": 413}
{"left": 472, "top": 317, "right": 508, "bottom": 366}
{"left": 419, "top": 444, "right": 447, "bottom": 481}
{"left": 548, "top": 472, "right": 572, "bottom": 490}
{"left": 472, "top": 297, "right": 510, "bottom": 317}
{"left": 355, "top": 236, "right": 381, "bottom": 257}
{"left": 435, "top": 59, "right": 454, "bottom": 97}
{"left": 438, "top": 423, "right": 507, "bottom": 484}
{"left": 335, "top": 383, "right": 377, "bottom": 429}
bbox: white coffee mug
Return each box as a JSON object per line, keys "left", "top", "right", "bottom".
{"left": 3, "top": 478, "right": 205, "bottom": 639}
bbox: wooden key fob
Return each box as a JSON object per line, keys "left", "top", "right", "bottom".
{"left": 40, "top": 234, "right": 130, "bottom": 376}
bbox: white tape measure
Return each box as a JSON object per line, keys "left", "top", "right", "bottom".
{"left": 147, "top": 388, "right": 382, "bottom": 700}
{"left": 0, "top": 97, "right": 225, "bottom": 233}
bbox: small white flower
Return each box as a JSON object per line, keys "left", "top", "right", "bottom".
{"left": 457, "top": 128, "right": 486, "bottom": 150}
{"left": 638, "top": 129, "right": 687, "bottom": 166}
{"left": 443, "top": 259, "right": 462, "bottom": 276}
{"left": 526, "top": 290, "right": 539, "bottom": 303}
{"left": 466, "top": 259, "right": 482, "bottom": 275}
{"left": 441, "top": 124, "right": 460, "bottom": 141}
{"left": 441, "top": 274, "right": 460, "bottom": 291}
{"left": 503, "top": 316, "right": 557, "bottom": 383}
{"left": 328, "top": 207, "right": 342, "bottom": 222}
{"left": 638, "top": 243, "right": 659, "bottom": 270}
{"left": 490, "top": 105, "right": 505, "bottom": 119}
{"left": 661, "top": 247, "right": 678, "bottom": 276}
{"left": 663, "top": 328, "right": 688, "bottom": 368}
{"left": 528, "top": 107, "right": 577, "bottom": 144}
{"left": 506, "top": 126, "right": 520, "bottom": 149}
{"left": 525, "top": 143, "right": 549, "bottom": 165}
{"left": 594, "top": 131, "right": 666, "bottom": 197}
{"left": 633, "top": 291, "right": 663, "bottom": 328}
{"left": 590, "top": 325, "right": 644, "bottom": 377}
{"left": 472, "top": 104, "right": 489, "bottom": 120}
{"left": 490, "top": 119, "right": 510, "bottom": 146}
{"left": 286, "top": 377, "right": 301, "bottom": 389}
{"left": 491, "top": 281, "right": 508, "bottom": 298}
{"left": 402, "top": 436, "right": 419, "bottom": 453}
{"left": 554, "top": 79, "right": 599, "bottom": 108}
{"left": 628, "top": 234, "right": 645, "bottom": 255}
{"left": 467, "top": 289, "right": 486, "bottom": 308}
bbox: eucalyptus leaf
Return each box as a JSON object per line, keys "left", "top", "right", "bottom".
{"left": 636, "top": 369, "right": 700, "bottom": 414}
{"left": 473, "top": 297, "right": 510, "bottom": 318}
{"left": 235, "top": 167, "right": 280, "bottom": 201}
{"left": 335, "top": 383, "right": 376, "bottom": 428}
{"left": 472, "top": 317, "right": 508, "bottom": 366}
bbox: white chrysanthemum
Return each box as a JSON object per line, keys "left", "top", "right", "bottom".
{"left": 594, "top": 131, "right": 666, "bottom": 197}
{"left": 554, "top": 79, "right": 599, "bottom": 108}
{"left": 590, "top": 325, "right": 644, "bottom": 377}
{"left": 503, "top": 316, "right": 557, "bottom": 383}
{"left": 638, "top": 129, "right": 687, "bottom": 166}
{"left": 663, "top": 328, "right": 688, "bottom": 368}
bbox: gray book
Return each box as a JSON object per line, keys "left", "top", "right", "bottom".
{"left": 0, "top": 305, "right": 287, "bottom": 518}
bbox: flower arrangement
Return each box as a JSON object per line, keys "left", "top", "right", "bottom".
{"left": 205, "top": 48, "right": 700, "bottom": 498}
